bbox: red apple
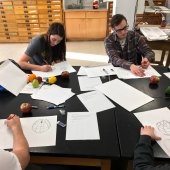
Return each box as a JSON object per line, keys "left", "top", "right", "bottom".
{"left": 20, "top": 103, "right": 32, "bottom": 113}
{"left": 149, "top": 75, "right": 160, "bottom": 84}
{"left": 36, "top": 76, "right": 42, "bottom": 84}
{"left": 61, "top": 71, "right": 70, "bottom": 78}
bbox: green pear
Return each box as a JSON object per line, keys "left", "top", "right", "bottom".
{"left": 165, "top": 86, "right": 170, "bottom": 95}
{"left": 32, "top": 79, "right": 39, "bottom": 88}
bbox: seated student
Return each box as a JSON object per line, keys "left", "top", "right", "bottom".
{"left": 0, "top": 114, "right": 30, "bottom": 170}
{"left": 133, "top": 125, "right": 170, "bottom": 170}
{"left": 18, "top": 22, "right": 66, "bottom": 72}
{"left": 104, "top": 14, "right": 155, "bottom": 77}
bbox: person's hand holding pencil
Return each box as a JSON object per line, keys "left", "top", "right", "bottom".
{"left": 5, "top": 114, "right": 22, "bottom": 132}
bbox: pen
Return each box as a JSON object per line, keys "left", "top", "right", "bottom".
{"left": 7, "top": 114, "right": 15, "bottom": 120}
{"left": 103, "top": 68, "right": 109, "bottom": 74}
{"left": 32, "top": 106, "right": 38, "bottom": 109}
{"left": 47, "top": 104, "right": 65, "bottom": 109}
{"left": 42, "top": 59, "right": 48, "bottom": 65}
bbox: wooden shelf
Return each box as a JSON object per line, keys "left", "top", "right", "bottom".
{"left": 0, "top": 0, "right": 63, "bottom": 43}
{"left": 64, "top": 10, "right": 107, "bottom": 41}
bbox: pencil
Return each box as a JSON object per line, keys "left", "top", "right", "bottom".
{"left": 7, "top": 114, "right": 15, "bottom": 120}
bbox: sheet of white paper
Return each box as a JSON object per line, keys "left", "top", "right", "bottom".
{"left": 113, "top": 66, "right": 161, "bottom": 79}
{"left": 0, "top": 116, "right": 57, "bottom": 149}
{"left": 96, "top": 79, "right": 154, "bottom": 112}
{"left": 77, "top": 91, "right": 115, "bottom": 112}
{"left": 78, "top": 76, "right": 102, "bottom": 91}
{"left": 32, "top": 61, "right": 76, "bottom": 78}
{"left": 66, "top": 112, "right": 100, "bottom": 140}
{"left": 140, "top": 26, "right": 168, "bottom": 41}
{"left": 0, "top": 60, "right": 27, "bottom": 96}
{"left": 31, "top": 84, "right": 75, "bottom": 105}
{"left": 134, "top": 107, "right": 170, "bottom": 157}
{"left": 145, "top": 6, "right": 170, "bottom": 14}
{"left": 164, "top": 72, "right": 170, "bottom": 79}
{"left": 85, "top": 64, "right": 116, "bottom": 77}
{"left": 77, "top": 66, "right": 87, "bottom": 76}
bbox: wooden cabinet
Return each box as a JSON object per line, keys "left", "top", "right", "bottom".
{"left": 0, "top": 0, "right": 63, "bottom": 43}
{"left": 64, "top": 10, "right": 107, "bottom": 40}
{"left": 136, "top": 0, "right": 166, "bottom": 25}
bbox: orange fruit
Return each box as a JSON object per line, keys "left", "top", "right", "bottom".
{"left": 28, "top": 74, "right": 36, "bottom": 82}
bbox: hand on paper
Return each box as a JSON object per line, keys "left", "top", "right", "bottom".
{"left": 140, "top": 126, "right": 161, "bottom": 141}
{"left": 130, "top": 64, "right": 145, "bottom": 77}
{"left": 5, "top": 114, "right": 22, "bottom": 132}
{"left": 41, "top": 65, "right": 52, "bottom": 72}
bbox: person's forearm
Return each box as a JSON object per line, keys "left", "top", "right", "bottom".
{"left": 18, "top": 61, "right": 42, "bottom": 71}
{"left": 134, "top": 135, "right": 170, "bottom": 170}
{"left": 12, "top": 127, "right": 30, "bottom": 170}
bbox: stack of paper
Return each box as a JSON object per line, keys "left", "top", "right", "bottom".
{"left": 140, "top": 27, "right": 168, "bottom": 41}
{"left": 31, "top": 84, "right": 75, "bottom": 105}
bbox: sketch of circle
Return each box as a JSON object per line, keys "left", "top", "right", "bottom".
{"left": 32, "top": 119, "right": 51, "bottom": 133}
{"left": 156, "top": 120, "right": 170, "bottom": 136}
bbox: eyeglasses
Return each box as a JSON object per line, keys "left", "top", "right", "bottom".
{"left": 114, "top": 25, "right": 129, "bottom": 33}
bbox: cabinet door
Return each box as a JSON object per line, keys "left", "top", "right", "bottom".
{"left": 65, "top": 19, "right": 86, "bottom": 40}
{"left": 86, "top": 18, "right": 107, "bottom": 39}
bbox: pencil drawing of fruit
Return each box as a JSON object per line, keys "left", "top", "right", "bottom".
{"left": 20, "top": 102, "right": 32, "bottom": 113}
{"left": 32, "top": 79, "right": 39, "bottom": 88}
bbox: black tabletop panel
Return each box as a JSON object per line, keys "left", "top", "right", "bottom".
{"left": 0, "top": 67, "right": 120, "bottom": 159}
{"left": 115, "top": 66, "right": 170, "bottom": 159}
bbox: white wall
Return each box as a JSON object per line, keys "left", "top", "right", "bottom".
{"left": 113, "top": 0, "right": 138, "bottom": 30}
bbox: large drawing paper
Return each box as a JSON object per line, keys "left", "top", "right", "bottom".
{"left": 31, "top": 84, "right": 75, "bottom": 105}
{"left": 113, "top": 66, "right": 161, "bottom": 79}
{"left": 77, "top": 91, "right": 115, "bottom": 112}
{"left": 32, "top": 61, "right": 76, "bottom": 78}
{"left": 0, "top": 60, "right": 27, "bottom": 96}
{"left": 84, "top": 64, "right": 116, "bottom": 78}
{"left": 134, "top": 107, "right": 170, "bottom": 157}
{"left": 0, "top": 115, "right": 57, "bottom": 149}
{"left": 66, "top": 112, "right": 100, "bottom": 140}
{"left": 78, "top": 76, "right": 102, "bottom": 91}
{"left": 96, "top": 79, "right": 154, "bottom": 112}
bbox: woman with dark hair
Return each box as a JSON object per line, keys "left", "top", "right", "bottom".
{"left": 18, "top": 22, "right": 66, "bottom": 72}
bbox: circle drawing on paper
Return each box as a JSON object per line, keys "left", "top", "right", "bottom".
{"left": 32, "top": 119, "right": 51, "bottom": 134}
{"left": 156, "top": 120, "right": 170, "bottom": 136}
